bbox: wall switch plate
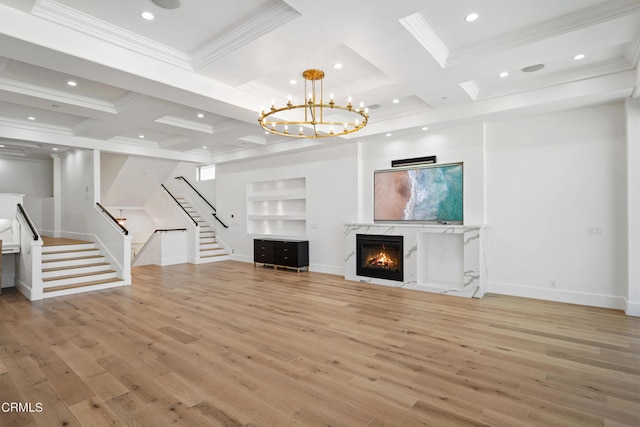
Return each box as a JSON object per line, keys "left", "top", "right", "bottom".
{"left": 587, "top": 226, "right": 603, "bottom": 236}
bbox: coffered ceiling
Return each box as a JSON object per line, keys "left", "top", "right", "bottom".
{"left": 0, "top": 0, "right": 638, "bottom": 163}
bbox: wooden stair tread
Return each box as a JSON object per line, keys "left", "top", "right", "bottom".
{"left": 43, "top": 278, "right": 123, "bottom": 293}
{"left": 43, "top": 262, "right": 109, "bottom": 272}
{"left": 42, "top": 237, "right": 92, "bottom": 246}
{"left": 43, "top": 270, "right": 116, "bottom": 282}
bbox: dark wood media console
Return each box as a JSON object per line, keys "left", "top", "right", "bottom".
{"left": 253, "top": 238, "right": 309, "bottom": 272}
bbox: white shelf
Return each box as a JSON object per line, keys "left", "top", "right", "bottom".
{"left": 247, "top": 177, "right": 306, "bottom": 236}
{"left": 248, "top": 192, "right": 306, "bottom": 202}
{"left": 248, "top": 214, "right": 306, "bottom": 221}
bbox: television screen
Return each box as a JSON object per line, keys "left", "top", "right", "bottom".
{"left": 374, "top": 162, "right": 463, "bottom": 223}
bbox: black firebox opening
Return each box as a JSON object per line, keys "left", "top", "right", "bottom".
{"left": 356, "top": 234, "right": 403, "bottom": 282}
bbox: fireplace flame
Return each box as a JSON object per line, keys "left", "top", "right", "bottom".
{"left": 367, "top": 245, "right": 397, "bottom": 270}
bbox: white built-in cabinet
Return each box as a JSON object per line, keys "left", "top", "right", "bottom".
{"left": 247, "top": 177, "right": 306, "bottom": 236}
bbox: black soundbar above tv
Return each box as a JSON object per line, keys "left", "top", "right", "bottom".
{"left": 391, "top": 155, "right": 436, "bottom": 168}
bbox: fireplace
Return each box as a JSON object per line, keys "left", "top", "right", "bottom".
{"left": 356, "top": 234, "right": 403, "bottom": 281}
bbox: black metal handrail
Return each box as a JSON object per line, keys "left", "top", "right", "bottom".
{"left": 174, "top": 176, "right": 228, "bottom": 228}
{"left": 131, "top": 228, "right": 187, "bottom": 265}
{"left": 96, "top": 203, "right": 129, "bottom": 235}
{"left": 17, "top": 204, "right": 39, "bottom": 241}
{"left": 161, "top": 184, "right": 199, "bottom": 227}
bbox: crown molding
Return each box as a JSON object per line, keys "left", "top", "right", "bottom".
{"left": 32, "top": 0, "right": 193, "bottom": 70}
{"left": 72, "top": 118, "right": 99, "bottom": 136}
{"left": 155, "top": 116, "right": 214, "bottom": 134}
{"left": 447, "top": 0, "right": 640, "bottom": 67}
{"left": 399, "top": 12, "right": 449, "bottom": 68}
{"left": 193, "top": 0, "right": 301, "bottom": 70}
{"left": 624, "top": 39, "right": 640, "bottom": 66}
{"left": 0, "top": 116, "right": 72, "bottom": 135}
{"left": 0, "top": 57, "right": 9, "bottom": 74}
{"left": 459, "top": 81, "right": 480, "bottom": 101}
{"left": 108, "top": 136, "right": 161, "bottom": 149}
{"left": 478, "top": 57, "right": 635, "bottom": 100}
{"left": 113, "top": 92, "right": 148, "bottom": 112}
{"left": 0, "top": 77, "right": 117, "bottom": 113}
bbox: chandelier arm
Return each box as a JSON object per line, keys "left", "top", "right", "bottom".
{"left": 258, "top": 67, "right": 369, "bottom": 139}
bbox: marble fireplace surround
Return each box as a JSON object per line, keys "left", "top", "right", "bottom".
{"left": 345, "top": 223, "right": 486, "bottom": 298}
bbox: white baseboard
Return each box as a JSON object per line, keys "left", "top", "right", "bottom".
{"left": 625, "top": 300, "right": 640, "bottom": 317}
{"left": 489, "top": 281, "right": 627, "bottom": 311}
{"left": 15, "top": 278, "right": 40, "bottom": 301}
{"left": 229, "top": 255, "right": 343, "bottom": 276}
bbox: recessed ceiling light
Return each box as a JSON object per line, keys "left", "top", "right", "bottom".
{"left": 0, "top": 144, "right": 4, "bottom": 148}
{"left": 386, "top": 133, "right": 392, "bottom": 137}
{"left": 28, "top": 116, "right": 35, "bottom": 120}
{"left": 52, "top": 147, "right": 58, "bottom": 151}
{"left": 422, "top": 127, "right": 429, "bottom": 131}
{"left": 289, "top": 79, "right": 297, "bottom": 85}
{"left": 334, "top": 63, "right": 343, "bottom": 69}
{"left": 141, "top": 11, "right": 154, "bottom": 20}
{"left": 499, "top": 71, "right": 509, "bottom": 78}
{"left": 465, "top": 12, "right": 479, "bottom": 22}
{"left": 392, "top": 99, "right": 400, "bottom": 104}
{"left": 202, "top": 146, "right": 207, "bottom": 149}
{"left": 67, "top": 80, "right": 77, "bottom": 87}
{"left": 574, "top": 54, "right": 585, "bottom": 60}
{"left": 139, "top": 135, "right": 145, "bottom": 139}
{"left": 197, "top": 113, "right": 204, "bottom": 118}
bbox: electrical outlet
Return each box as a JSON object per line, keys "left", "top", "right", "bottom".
{"left": 549, "top": 280, "right": 557, "bottom": 288}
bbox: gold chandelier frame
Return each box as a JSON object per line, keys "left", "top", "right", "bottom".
{"left": 258, "top": 69, "right": 369, "bottom": 138}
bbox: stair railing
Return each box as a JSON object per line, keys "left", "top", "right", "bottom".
{"left": 174, "top": 176, "right": 228, "bottom": 228}
{"left": 131, "top": 228, "right": 186, "bottom": 265}
{"left": 161, "top": 184, "right": 199, "bottom": 227}
{"left": 17, "top": 203, "right": 40, "bottom": 241}
{"left": 96, "top": 202, "right": 129, "bottom": 235}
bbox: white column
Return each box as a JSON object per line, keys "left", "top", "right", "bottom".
{"left": 626, "top": 98, "right": 640, "bottom": 316}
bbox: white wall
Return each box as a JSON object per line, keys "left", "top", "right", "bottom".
{"left": 0, "top": 156, "right": 52, "bottom": 228}
{"left": 357, "top": 124, "right": 485, "bottom": 225}
{"left": 216, "top": 144, "right": 358, "bottom": 274}
{"left": 214, "top": 103, "right": 630, "bottom": 311}
{"left": 60, "top": 149, "right": 96, "bottom": 233}
{"left": 485, "top": 103, "right": 627, "bottom": 309}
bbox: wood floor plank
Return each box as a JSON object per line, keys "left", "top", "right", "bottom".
{"left": 0, "top": 260, "right": 637, "bottom": 426}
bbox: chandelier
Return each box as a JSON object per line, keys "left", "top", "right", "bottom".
{"left": 258, "top": 69, "right": 369, "bottom": 138}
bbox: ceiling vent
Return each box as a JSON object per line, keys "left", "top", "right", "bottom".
{"left": 151, "top": 0, "right": 181, "bottom": 9}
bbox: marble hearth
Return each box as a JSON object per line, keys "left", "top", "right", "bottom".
{"left": 345, "top": 223, "right": 486, "bottom": 298}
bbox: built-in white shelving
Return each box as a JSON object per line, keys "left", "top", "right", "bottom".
{"left": 247, "top": 178, "right": 306, "bottom": 236}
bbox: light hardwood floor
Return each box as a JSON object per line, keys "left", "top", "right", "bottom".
{"left": 0, "top": 260, "right": 638, "bottom": 426}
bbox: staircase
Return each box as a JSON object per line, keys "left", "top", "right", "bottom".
{"left": 175, "top": 197, "right": 229, "bottom": 263}
{"left": 41, "top": 238, "right": 124, "bottom": 298}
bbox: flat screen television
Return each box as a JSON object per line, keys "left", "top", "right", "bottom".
{"left": 374, "top": 162, "right": 463, "bottom": 224}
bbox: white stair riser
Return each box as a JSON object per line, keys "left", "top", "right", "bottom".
{"left": 42, "top": 243, "right": 96, "bottom": 253}
{"left": 198, "top": 255, "right": 230, "bottom": 263}
{"left": 44, "top": 272, "right": 118, "bottom": 288}
{"left": 43, "top": 280, "right": 125, "bottom": 299}
{"left": 200, "top": 243, "right": 221, "bottom": 250}
{"left": 200, "top": 238, "right": 217, "bottom": 244}
{"left": 43, "top": 256, "right": 105, "bottom": 268}
{"left": 43, "top": 264, "right": 111, "bottom": 279}
{"left": 200, "top": 249, "right": 225, "bottom": 256}
{"left": 42, "top": 249, "right": 100, "bottom": 260}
